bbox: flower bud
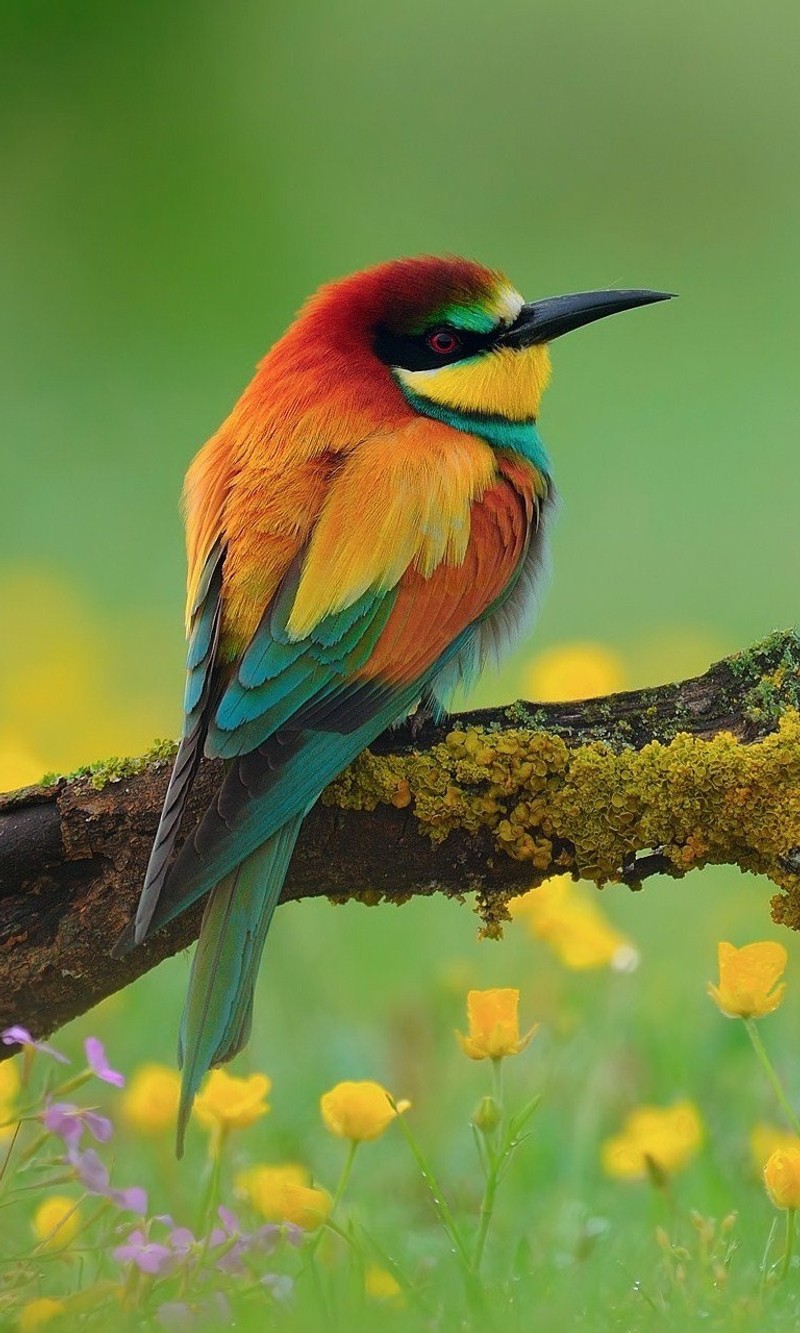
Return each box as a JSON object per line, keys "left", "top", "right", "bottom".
{"left": 472, "top": 1095, "right": 501, "bottom": 1135}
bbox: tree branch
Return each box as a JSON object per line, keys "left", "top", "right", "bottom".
{"left": 3, "top": 629, "right": 800, "bottom": 1046}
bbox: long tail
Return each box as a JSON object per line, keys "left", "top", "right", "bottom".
{"left": 175, "top": 813, "right": 303, "bottom": 1155}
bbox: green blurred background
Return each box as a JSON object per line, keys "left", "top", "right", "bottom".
{"left": 4, "top": 0, "right": 800, "bottom": 777}
{"left": 2, "top": 2, "right": 800, "bottom": 1281}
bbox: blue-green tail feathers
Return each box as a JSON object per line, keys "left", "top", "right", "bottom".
{"left": 175, "top": 814, "right": 303, "bottom": 1156}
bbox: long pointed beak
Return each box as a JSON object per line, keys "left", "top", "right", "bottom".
{"left": 498, "top": 288, "right": 674, "bottom": 347}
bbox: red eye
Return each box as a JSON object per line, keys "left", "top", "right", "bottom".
{"left": 427, "top": 328, "right": 460, "bottom": 356}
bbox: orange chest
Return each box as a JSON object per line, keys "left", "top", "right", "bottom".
{"left": 356, "top": 455, "right": 542, "bottom": 686}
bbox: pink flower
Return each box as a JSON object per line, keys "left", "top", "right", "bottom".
{"left": 207, "top": 1206, "right": 281, "bottom": 1274}
{"left": 114, "top": 1229, "right": 173, "bottom": 1275}
{"left": 72, "top": 1148, "right": 147, "bottom": 1214}
{"left": 84, "top": 1037, "right": 124, "bottom": 1087}
{"left": 2, "top": 1025, "right": 69, "bottom": 1063}
{"left": 42, "top": 1102, "right": 112, "bottom": 1148}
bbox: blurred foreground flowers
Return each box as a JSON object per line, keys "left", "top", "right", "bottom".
{"left": 365, "top": 1265, "right": 404, "bottom": 1305}
{"left": 510, "top": 876, "right": 638, "bottom": 971}
{"left": 764, "top": 1147, "right": 800, "bottom": 1210}
{"left": 602, "top": 1101, "right": 704, "bottom": 1181}
{"left": 0, "top": 999, "right": 538, "bottom": 1325}
{"left": 237, "top": 1164, "right": 332, "bottom": 1230}
{"left": 5, "top": 939, "right": 800, "bottom": 1324}
{"left": 18, "top": 1298, "right": 66, "bottom": 1331}
{"left": 32, "top": 1196, "right": 82, "bottom": 1252}
{"left": 195, "top": 1070, "right": 271, "bottom": 1140}
{"left": 122, "top": 1062, "right": 181, "bottom": 1133}
{"left": 751, "top": 1123, "right": 800, "bottom": 1172}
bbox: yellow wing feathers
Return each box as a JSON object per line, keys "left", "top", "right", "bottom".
{"left": 286, "top": 421, "right": 496, "bottom": 640}
{"left": 184, "top": 413, "right": 509, "bottom": 658}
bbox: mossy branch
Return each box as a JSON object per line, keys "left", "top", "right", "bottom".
{"left": 2, "top": 630, "right": 800, "bottom": 1047}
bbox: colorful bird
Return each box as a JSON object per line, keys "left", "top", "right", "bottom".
{"left": 116, "top": 256, "right": 670, "bottom": 1150}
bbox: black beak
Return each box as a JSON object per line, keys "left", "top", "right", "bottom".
{"left": 498, "top": 288, "right": 674, "bottom": 348}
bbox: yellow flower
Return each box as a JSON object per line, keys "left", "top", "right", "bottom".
{"left": 18, "top": 1298, "right": 65, "bottom": 1331}
{"left": 320, "top": 1081, "right": 410, "bottom": 1142}
{"left": 601, "top": 1101, "right": 703, "bottom": 1180}
{"left": 0, "top": 1060, "right": 20, "bottom": 1104}
{"left": 750, "top": 1122, "right": 800, "bottom": 1172}
{"left": 236, "top": 1164, "right": 332, "bottom": 1230}
{"left": 33, "top": 1195, "right": 81, "bottom": 1250}
{"left": 122, "top": 1063, "right": 181, "bottom": 1134}
{"left": 365, "top": 1264, "right": 403, "bottom": 1305}
{"left": 456, "top": 988, "right": 537, "bottom": 1061}
{"left": 707, "top": 941, "right": 787, "bottom": 1019}
{"left": 194, "top": 1070, "right": 271, "bottom": 1132}
{"left": 510, "top": 877, "right": 638, "bottom": 971}
{"left": 764, "top": 1146, "right": 800, "bottom": 1210}
{"left": 527, "top": 642, "right": 625, "bottom": 703}
{"left": 0, "top": 1058, "right": 21, "bottom": 1142}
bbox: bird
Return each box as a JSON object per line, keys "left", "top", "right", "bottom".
{"left": 115, "top": 255, "right": 670, "bottom": 1151}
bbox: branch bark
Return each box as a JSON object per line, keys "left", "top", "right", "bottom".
{"left": 3, "top": 630, "right": 800, "bottom": 1046}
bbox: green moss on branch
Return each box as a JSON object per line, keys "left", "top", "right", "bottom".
{"left": 326, "top": 710, "right": 800, "bottom": 920}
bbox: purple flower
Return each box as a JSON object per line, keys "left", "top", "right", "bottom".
{"left": 216, "top": 1204, "right": 238, "bottom": 1234}
{"left": 1, "top": 1026, "right": 69, "bottom": 1063}
{"left": 72, "top": 1146, "right": 109, "bottom": 1193}
{"left": 43, "top": 1102, "right": 113, "bottom": 1148}
{"left": 207, "top": 1206, "right": 247, "bottom": 1275}
{"left": 113, "top": 1183, "right": 149, "bottom": 1214}
{"left": 206, "top": 1206, "right": 279, "bottom": 1273}
{"left": 114, "top": 1229, "right": 173, "bottom": 1276}
{"left": 114, "top": 1220, "right": 200, "bottom": 1285}
{"left": 84, "top": 1037, "right": 124, "bottom": 1088}
{"left": 156, "top": 1295, "right": 232, "bottom": 1330}
{"left": 167, "top": 1226, "right": 196, "bottom": 1255}
{"left": 263, "top": 1273, "right": 294, "bottom": 1302}
{"left": 252, "top": 1222, "right": 282, "bottom": 1254}
{"left": 71, "top": 1148, "right": 147, "bottom": 1215}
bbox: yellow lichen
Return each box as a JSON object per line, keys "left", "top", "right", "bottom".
{"left": 323, "top": 711, "right": 800, "bottom": 927}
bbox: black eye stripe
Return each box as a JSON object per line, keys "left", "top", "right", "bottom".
{"left": 374, "top": 322, "right": 495, "bottom": 371}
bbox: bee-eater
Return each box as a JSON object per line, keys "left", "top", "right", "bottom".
{"left": 117, "top": 255, "right": 669, "bottom": 1150}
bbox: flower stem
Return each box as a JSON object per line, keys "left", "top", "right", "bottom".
{"left": 492, "top": 1058, "right": 504, "bottom": 1104}
{"left": 780, "top": 1208, "right": 797, "bottom": 1282}
{"left": 197, "top": 1126, "right": 226, "bottom": 1237}
{"left": 760, "top": 1217, "right": 778, "bottom": 1296}
{"left": 471, "top": 1165, "right": 501, "bottom": 1275}
{"left": 745, "top": 1019, "right": 800, "bottom": 1136}
{"left": 471, "top": 1058, "right": 504, "bottom": 1275}
{"left": 395, "top": 1114, "right": 472, "bottom": 1272}
{"left": 304, "top": 1139, "right": 358, "bottom": 1266}
{"left": 332, "top": 1139, "right": 358, "bottom": 1214}
{"left": 51, "top": 1070, "right": 93, "bottom": 1099}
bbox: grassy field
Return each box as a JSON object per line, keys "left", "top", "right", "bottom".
{"left": 3, "top": 849, "right": 800, "bottom": 1330}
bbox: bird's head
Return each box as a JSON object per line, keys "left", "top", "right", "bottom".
{"left": 293, "top": 255, "right": 671, "bottom": 428}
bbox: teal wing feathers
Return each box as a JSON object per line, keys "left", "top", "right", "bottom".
{"left": 175, "top": 814, "right": 304, "bottom": 1155}
{"left": 123, "top": 556, "right": 418, "bottom": 949}
{"left": 119, "top": 542, "right": 224, "bottom": 951}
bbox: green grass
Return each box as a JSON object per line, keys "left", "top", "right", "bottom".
{"left": 4, "top": 862, "right": 799, "bottom": 1330}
